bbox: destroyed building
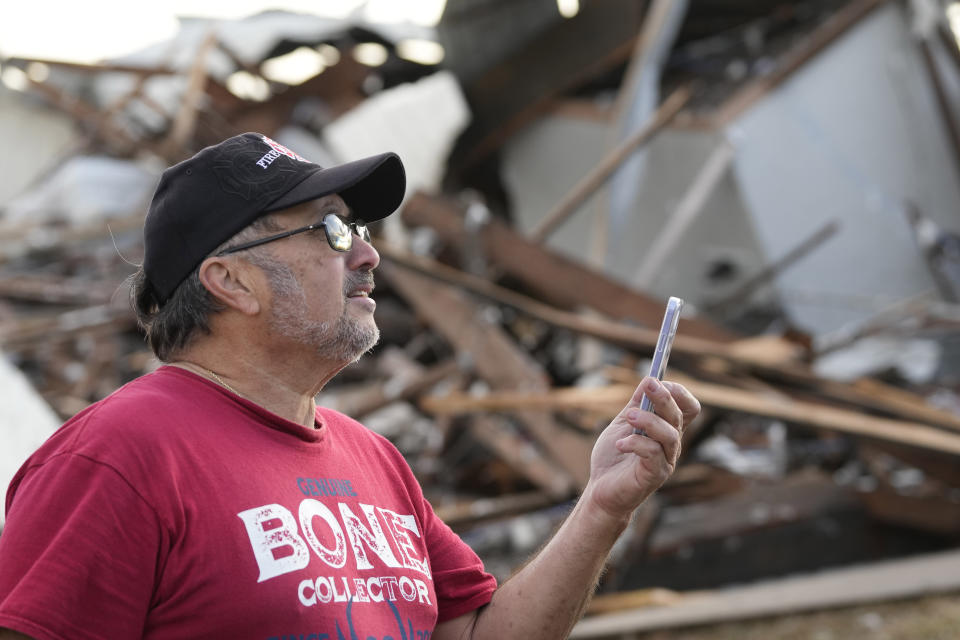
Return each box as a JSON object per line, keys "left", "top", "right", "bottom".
{"left": 1, "top": 0, "right": 960, "bottom": 636}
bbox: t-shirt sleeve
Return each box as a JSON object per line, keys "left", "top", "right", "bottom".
{"left": 0, "top": 453, "right": 167, "bottom": 640}
{"left": 421, "top": 498, "right": 498, "bottom": 623}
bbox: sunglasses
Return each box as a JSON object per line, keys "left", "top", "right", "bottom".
{"left": 216, "top": 213, "right": 371, "bottom": 256}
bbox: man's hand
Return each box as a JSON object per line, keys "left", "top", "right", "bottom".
{"left": 584, "top": 377, "right": 701, "bottom": 522}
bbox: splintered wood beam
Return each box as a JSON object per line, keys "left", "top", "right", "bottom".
{"left": 529, "top": 85, "right": 692, "bottom": 243}
{"left": 432, "top": 491, "right": 557, "bottom": 528}
{"left": 393, "top": 202, "right": 737, "bottom": 342}
{"left": 585, "top": 588, "right": 683, "bottom": 616}
{"left": 454, "top": 0, "right": 647, "bottom": 172}
{"left": 0, "top": 304, "right": 136, "bottom": 348}
{"left": 467, "top": 416, "right": 574, "bottom": 500}
{"left": 676, "top": 0, "right": 891, "bottom": 130}
{"left": 381, "top": 262, "right": 592, "bottom": 492}
{"left": 21, "top": 78, "right": 138, "bottom": 152}
{"left": 572, "top": 547, "right": 960, "bottom": 636}
{"left": 377, "top": 243, "right": 758, "bottom": 364}
{"left": 0, "top": 275, "right": 117, "bottom": 306}
{"left": 5, "top": 56, "right": 177, "bottom": 76}
{"left": 328, "top": 359, "right": 462, "bottom": 420}
{"left": 705, "top": 219, "right": 842, "bottom": 314}
{"left": 419, "top": 381, "right": 960, "bottom": 457}
{"left": 159, "top": 30, "right": 217, "bottom": 161}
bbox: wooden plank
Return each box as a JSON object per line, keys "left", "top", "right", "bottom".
{"left": 466, "top": 416, "right": 574, "bottom": 500}
{"left": 22, "top": 78, "right": 139, "bottom": 153}
{"left": 5, "top": 56, "right": 176, "bottom": 76}
{"left": 674, "top": 0, "right": 890, "bottom": 130}
{"left": 0, "top": 305, "right": 136, "bottom": 348}
{"left": 633, "top": 140, "right": 735, "bottom": 287}
{"left": 848, "top": 378, "right": 960, "bottom": 434}
{"left": 528, "top": 85, "right": 693, "bottom": 243}
{"left": 432, "top": 491, "right": 556, "bottom": 527}
{"left": 451, "top": 0, "right": 647, "bottom": 173}
{"left": 159, "top": 30, "right": 217, "bottom": 161}
{"left": 705, "top": 219, "right": 842, "bottom": 314}
{"left": 586, "top": 588, "right": 682, "bottom": 616}
{"left": 398, "top": 196, "right": 737, "bottom": 342}
{"left": 334, "top": 359, "right": 461, "bottom": 419}
{"left": 571, "top": 547, "right": 960, "bottom": 636}
{"left": 0, "top": 275, "right": 116, "bottom": 306}
{"left": 419, "top": 381, "right": 960, "bottom": 457}
{"left": 859, "top": 481, "right": 960, "bottom": 535}
{"left": 378, "top": 242, "right": 741, "bottom": 361}
{"left": 646, "top": 472, "right": 858, "bottom": 554}
{"left": 381, "top": 262, "right": 591, "bottom": 491}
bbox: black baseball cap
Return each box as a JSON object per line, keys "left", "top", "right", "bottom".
{"left": 143, "top": 132, "right": 406, "bottom": 304}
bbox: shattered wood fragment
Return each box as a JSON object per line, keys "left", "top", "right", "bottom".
{"left": 529, "top": 85, "right": 692, "bottom": 244}
{"left": 377, "top": 243, "right": 757, "bottom": 368}
{"left": 466, "top": 415, "right": 573, "bottom": 499}
{"left": 0, "top": 305, "right": 135, "bottom": 348}
{"left": 5, "top": 56, "right": 177, "bottom": 77}
{"left": 571, "top": 547, "right": 960, "bottom": 636}
{"left": 858, "top": 482, "right": 960, "bottom": 535}
{"left": 0, "top": 275, "right": 116, "bottom": 306}
{"left": 675, "top": 0, "right": 892, "bottom": 130}
{"left": 433, "top": 491, "right": 557, "bottom": 528}
{"left": 399, "top": 193, "right": 736, "bottom": 342}
{"left": 381, "top": 262, "right": 592, "bottom": 489}
{"left": 159, "top": 31, "right": 217, "bottom": 161}
{"left": 451, "top": 0, "right": 648, "bottom": 172}
{"left": 585, "top": 587, "right": 683, "bottom": 616}
{"left": 21, "top": 78, "right": 139, "bottom": 153}
{"left": 647, "top": 472, "right": 858, "bottom": 555}
{"left": 420, "top": 380, "right": 960, "bottom": 457}
{"left": 705, "top": 220, "right": 842, "bottom": 314}
{"left": 340, "top": 359, "right": 460, "bottom": 419}
{"left": 0, "top": 210, "right": 145, "bottom": 265}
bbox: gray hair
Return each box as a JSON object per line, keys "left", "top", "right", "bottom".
{"left": 130, "top": 215, "right": 283, "bottom": 362}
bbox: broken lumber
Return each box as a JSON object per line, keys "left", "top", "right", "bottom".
{"left": 571, "top": 547, "right": 960, "bottom": 636}
{"left": 433, "top": 491, "right": 557, "bottom": 528}
{"left": 419, "top": 381, "right": 960, "bottom": 457}
{"left": 399, "top": 193, "right": 736, "bottom": 341}
{"left": 381, "top": 262, "right": 592, "bottom": 492}
{"left": 529, "top": 85, "right": 692, "bottom": 243}
{"left": 377, "top": 242, "right": 742, "bottom": 363}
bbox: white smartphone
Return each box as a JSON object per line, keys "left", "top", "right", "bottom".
{"left": 635, "top": 296, "right": 683, "bottom": 433}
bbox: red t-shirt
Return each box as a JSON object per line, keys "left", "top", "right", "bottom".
{"left": 0, "top": 366, "right": 496, "bottom": 639}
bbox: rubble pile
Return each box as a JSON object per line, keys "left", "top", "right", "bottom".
{"left": 2, "top": 0, "right": 960, "bottom": 635}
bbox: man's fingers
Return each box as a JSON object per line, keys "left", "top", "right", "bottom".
{"left": 640, "top": 378, "right": 683, "bottom": 432}
{"left": 662, "top": 380, "right": 701, "bottom": 427}
{"left": 619, "top": 415, "right": 682, "bottom": 464}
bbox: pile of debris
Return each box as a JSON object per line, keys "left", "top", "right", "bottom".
{"left": 2, "top": 0, "right": 960, "bottom": 635}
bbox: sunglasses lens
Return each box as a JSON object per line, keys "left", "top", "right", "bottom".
{"left": 357, "top": 224, "right": 370, "bottom": 244}
{"left": 324, "top": 215, "right": 352, "bottom": 252}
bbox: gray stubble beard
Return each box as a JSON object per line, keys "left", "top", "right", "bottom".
{"left": 255, "top": 256, "right": 380, "bottom": 363}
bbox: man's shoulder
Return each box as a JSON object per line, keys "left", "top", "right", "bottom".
{"left": 29, "top": 367, "right": 209, "bottom": 463}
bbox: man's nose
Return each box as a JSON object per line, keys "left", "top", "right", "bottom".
{"left": 348, "top": 232, "right": 380, "bottom": 270}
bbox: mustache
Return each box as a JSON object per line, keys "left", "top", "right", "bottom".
{"left": 343, "top": 271, "right": 375, "bottom": 294}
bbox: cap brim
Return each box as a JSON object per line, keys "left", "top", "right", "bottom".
{"left": 264, "top": 152, "right": 406, "bottom": 222}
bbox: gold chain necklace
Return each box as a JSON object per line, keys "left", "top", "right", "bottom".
{"left": 205, "top": 368, "right": 241, "bottom": 397}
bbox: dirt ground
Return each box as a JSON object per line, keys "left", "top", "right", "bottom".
{"left": 632, "top": 592, "right": 960, "bottom": 640}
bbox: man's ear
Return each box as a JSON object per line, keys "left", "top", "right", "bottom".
{"left": 197, "top": 256, "right": 261, "bottom": 316}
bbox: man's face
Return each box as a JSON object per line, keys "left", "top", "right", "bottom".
{"left": 251, "top": 194, "right": 381, "bottom": 363}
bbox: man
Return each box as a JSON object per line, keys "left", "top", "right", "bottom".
{"left": 0, "top": 132, "right": 700, "bottom": 639}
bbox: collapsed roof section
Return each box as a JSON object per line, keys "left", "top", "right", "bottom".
{"left": 1, "top": 9, "right": 444, "bottom": 165}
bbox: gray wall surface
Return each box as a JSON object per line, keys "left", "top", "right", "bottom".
{"left": 729, "top": 3, "right": 960, "bottom": 334}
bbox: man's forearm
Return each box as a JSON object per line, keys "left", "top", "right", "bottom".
{"left": 471, "top": 488, "right": 630, "bottom": 639}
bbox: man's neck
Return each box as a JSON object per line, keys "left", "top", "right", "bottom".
{"left": 168, "top": 348, "right": 344, "bottom": 429}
